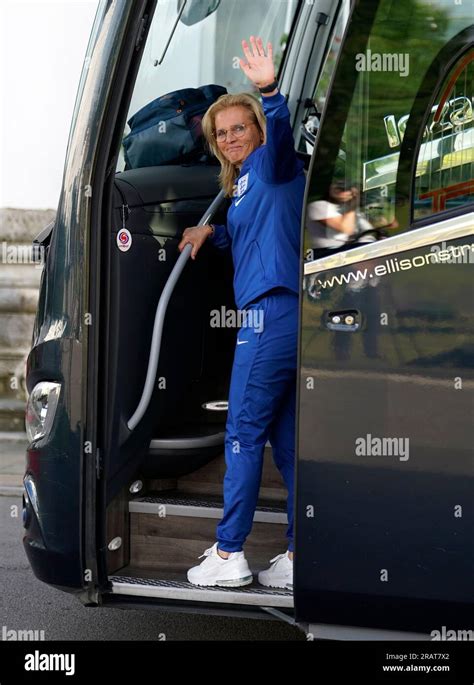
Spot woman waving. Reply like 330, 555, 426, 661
179, 36, 305, 590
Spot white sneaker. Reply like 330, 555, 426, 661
258, 551, 293, 589
187, 543, 253, 587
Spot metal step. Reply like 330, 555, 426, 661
129, 491, 288, 524
109, 575, 293, 608
149, 432, 225, 450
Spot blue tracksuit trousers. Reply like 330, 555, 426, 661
216, 289, 298, 553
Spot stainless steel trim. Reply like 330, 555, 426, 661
304, 213, 474, 275
149, 433, 225, 450
202, 401, 228, 411
109, 578, 294, 608
129, 500, 287, 525
23, 475, 40, 520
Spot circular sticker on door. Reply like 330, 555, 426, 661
117, 228, 132, 252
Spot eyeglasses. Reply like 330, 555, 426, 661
213, 123, 255, 143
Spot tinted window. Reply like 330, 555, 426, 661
413, 49, 473, 221
298, 1, 351, 155
116, 0, 300, 172
304, 0, 473, 259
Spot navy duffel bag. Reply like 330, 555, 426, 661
122, 84, 227, 169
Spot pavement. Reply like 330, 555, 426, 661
0, 432, 27, 497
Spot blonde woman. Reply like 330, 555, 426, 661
178, 36, 305, 589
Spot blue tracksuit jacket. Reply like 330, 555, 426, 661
206, 91, 305, 555
209, 91, 306, 309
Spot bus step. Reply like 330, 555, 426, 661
129, 491, 288, 525
108, 574, 293, 608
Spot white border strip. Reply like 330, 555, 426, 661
304, 213, 474, 275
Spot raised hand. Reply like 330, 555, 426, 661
239, 36, 275, 88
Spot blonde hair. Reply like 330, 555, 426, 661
202, 93, 267, 197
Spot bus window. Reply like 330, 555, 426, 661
116, 0, 300, 172
413, 49, 473, 221
298, 0, 351, 155
304, 0, 473, 257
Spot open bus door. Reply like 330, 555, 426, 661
294, 0, 473, 638
24, 0, 345, 620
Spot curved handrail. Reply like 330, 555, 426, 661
127, 189, 227, 431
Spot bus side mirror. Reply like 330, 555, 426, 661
177, 0, 221, 26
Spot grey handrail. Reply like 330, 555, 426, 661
127, 189, 227, 431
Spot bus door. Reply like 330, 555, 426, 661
294, 0, 473, 637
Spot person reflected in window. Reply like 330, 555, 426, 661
307, 182, 377, 249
